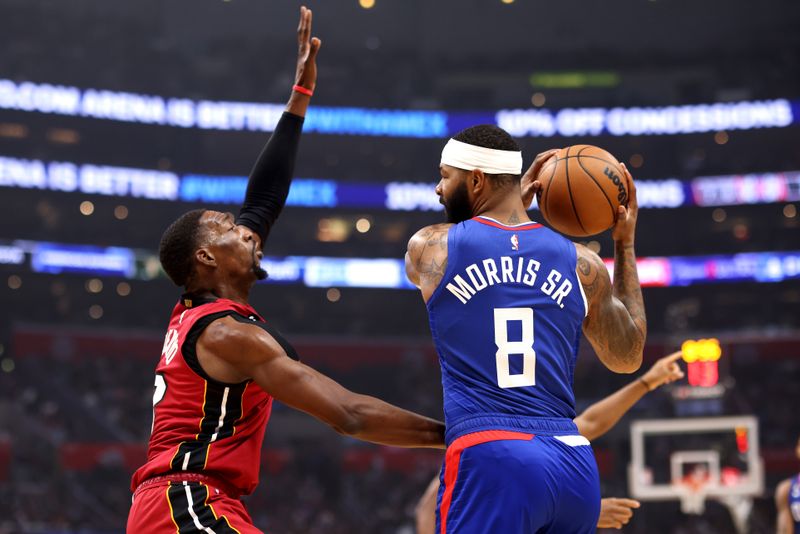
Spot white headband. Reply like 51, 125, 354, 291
440, 138, 523, 175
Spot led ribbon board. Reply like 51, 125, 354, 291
10, 239, 800, 289
0, 79, 797, 138
2, 156, 799, 210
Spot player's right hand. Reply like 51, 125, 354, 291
294, 6, 322, 92
597, 497, 640, 529
520, 149, 559, 210
610, 163, 638, 246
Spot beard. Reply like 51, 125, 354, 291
443, 180, 473, 224
253, 262, 268, 281
251, 244, 268, 280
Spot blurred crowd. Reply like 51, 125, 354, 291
0, 330, 798, 533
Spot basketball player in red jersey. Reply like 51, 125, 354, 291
126, 8, 444, 533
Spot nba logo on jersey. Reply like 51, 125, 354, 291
511, 234, 519, 251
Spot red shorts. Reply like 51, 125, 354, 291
127, 474, 261, 533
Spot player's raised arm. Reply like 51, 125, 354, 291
775, 479, 794, 534
576, 165, 646, 373
198, 317, 445, 449
576, 243, 644, 373
574, 351, 683, 440
235, 6, 322, 244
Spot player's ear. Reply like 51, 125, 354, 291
195, 247, 217, 268
470, 168, 486, 194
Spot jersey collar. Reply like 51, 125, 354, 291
473, 216, 542, 231
180, 292, 218, 309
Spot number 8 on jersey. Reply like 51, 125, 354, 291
494, 307, 536, 388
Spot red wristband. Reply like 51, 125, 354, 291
292, 84, 313, 97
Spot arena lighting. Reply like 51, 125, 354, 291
0, 79, 796, 138
529, 71, 621, 89
10, 239, 800, 289
29, 243, 135, 277
1, 155, 799, 210
0, 245, 25, 265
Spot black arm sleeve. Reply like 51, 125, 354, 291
235, 111, 305, 243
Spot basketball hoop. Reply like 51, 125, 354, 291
628, 416, 764, 534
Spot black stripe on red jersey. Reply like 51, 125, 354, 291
169, 379, 247, 472
229, 313, 300, 361
167, 481, 240, 533
182, 311, 300, 386
183, 311, 251, 384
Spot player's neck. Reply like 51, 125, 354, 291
475, 196, 531, 226
186, 280, 251, 306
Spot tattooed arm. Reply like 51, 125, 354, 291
405, 223, 453, 303
576, 246, 643, 372
577, 165, 646, 373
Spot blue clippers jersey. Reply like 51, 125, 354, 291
427, 216, 587, 430
790, 474, 800, 528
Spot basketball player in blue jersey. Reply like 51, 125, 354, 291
775, 436, 800, 533
415, 351, 685, 533
405, 125, 646, 533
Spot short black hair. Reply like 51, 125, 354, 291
159, 209, 206, 287
453, 125, 521, 188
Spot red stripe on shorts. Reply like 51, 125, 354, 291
439, 430, 534, 534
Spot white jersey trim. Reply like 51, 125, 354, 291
476, 215, 540, 228
554, 435, 591, 447
576, 267, 589, 318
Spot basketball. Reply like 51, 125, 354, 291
536, 145, 629, 237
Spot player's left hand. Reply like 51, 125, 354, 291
641, 351, 685, 390
520, 149, 559, 210
610, 163, 638, 246
294, 6, 322, 92
597, 497, 640, 529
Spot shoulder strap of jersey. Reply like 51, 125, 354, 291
181, 310, 301, 386
228, 314, 300, 362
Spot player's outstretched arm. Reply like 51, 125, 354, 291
235, 6, 322, 243
405, 223, 452, 302
577, 166, 645, 373
775, 478, 794, 534
574, 351, 684, 441
198, 317, 445, 449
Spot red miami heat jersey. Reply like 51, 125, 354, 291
131, 295, 273, 496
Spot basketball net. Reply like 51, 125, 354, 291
677, 479, 708, 515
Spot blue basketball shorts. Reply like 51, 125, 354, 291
435, 428, 600, 533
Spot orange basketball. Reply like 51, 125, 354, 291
535, 145, 628, 237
